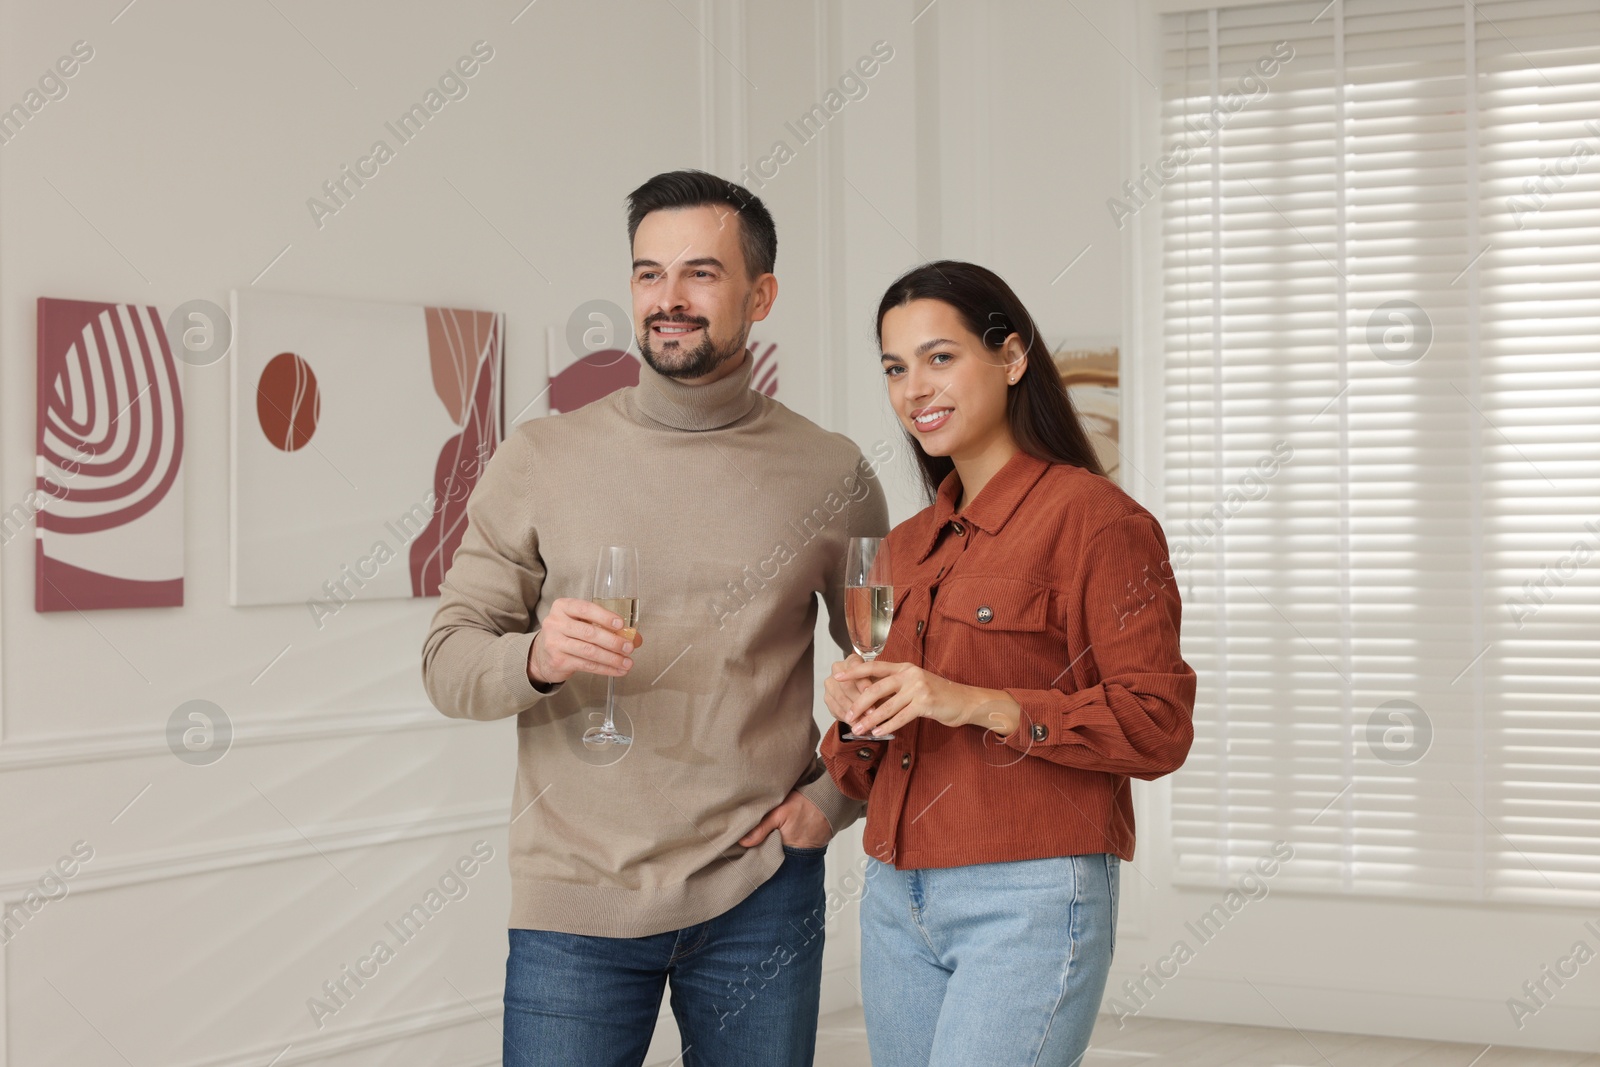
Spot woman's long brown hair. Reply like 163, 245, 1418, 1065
875, 260, 1107, 503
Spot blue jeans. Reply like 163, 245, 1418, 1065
503, 844, 828, 1067
860, 852, 1119, 1067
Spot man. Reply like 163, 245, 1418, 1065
421, 169, 890, 1067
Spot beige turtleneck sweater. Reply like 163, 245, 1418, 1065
421, 350, 891, 937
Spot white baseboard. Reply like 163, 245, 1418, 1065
1103, 968, 1600, 1055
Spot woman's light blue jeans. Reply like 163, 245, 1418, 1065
860, 852, 1119, 1067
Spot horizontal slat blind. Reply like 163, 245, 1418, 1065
1162, 0, 1600, 904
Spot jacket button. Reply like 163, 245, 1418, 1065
976, 606, 993, 624
856, 747, 876, 760
915, 620, 925, 635
901, 752, 912, 768
1031, 723, 1048, 742
950, 521, 965, 535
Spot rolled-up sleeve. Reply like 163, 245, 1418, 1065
999, 514, 1195, 779
421, 427, 564, 721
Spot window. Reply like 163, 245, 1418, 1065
1160, 0, 1600, 904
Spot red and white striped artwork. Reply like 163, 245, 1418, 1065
34, 298, 185, 612
749, 340, 778, 397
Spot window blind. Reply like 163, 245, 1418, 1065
1160, 0, 1600, 904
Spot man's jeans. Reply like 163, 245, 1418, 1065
860, 852, 1119, 1067
503, 844, 828, 1067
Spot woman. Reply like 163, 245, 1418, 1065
820, 261, 1196, 1067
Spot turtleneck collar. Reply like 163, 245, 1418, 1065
632, 348, 759, 431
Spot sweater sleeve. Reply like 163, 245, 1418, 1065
997, 513, 1196, 779
421, 428, 565, 721
795, 750, 866, 832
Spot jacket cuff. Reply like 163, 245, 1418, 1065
820, 720, 886, 801
999, 686, 1068, 752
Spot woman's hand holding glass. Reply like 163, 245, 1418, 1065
829, 657, 1022, 739
824, 653, 873, 729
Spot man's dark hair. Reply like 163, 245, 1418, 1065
625, 169, 777, 279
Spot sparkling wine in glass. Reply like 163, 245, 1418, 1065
842, 536, 895, 741
586, 545, 638, 747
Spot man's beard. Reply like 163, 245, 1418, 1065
639, 316, 747, 380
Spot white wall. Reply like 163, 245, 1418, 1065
5, 0, 1586, 1062
0, 1, 905, 1064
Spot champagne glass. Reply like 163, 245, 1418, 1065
841, 536, 895, 741
585, 544, 638, 747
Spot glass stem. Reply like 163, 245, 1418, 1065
603, 675, 617, 733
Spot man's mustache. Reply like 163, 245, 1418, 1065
645, 314, 710, 330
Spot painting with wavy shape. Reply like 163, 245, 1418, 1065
412, 308, 502, 596
35, 298, 185, 612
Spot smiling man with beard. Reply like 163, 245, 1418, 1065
422, 169, 889, 1067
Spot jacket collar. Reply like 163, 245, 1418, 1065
632, 348, 758, 431
913, 449, 1053, 563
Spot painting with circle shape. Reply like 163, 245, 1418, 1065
34, 297, 186, 612
230, 290, 503, 608
257, 352, 321, 451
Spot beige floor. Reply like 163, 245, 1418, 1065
814, 1004, 1600, 1066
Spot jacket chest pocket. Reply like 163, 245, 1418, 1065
929, 575, 1064, 687
933, 575, 1050, 632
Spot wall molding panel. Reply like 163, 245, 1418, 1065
162, 992, 500, 1067
0, 802, 506, 899
0, 706, 473, 773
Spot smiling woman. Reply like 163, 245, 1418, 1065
875, 260, 1106, 506
821, 260, 1194, 1067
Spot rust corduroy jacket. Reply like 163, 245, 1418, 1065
820, 448, 1196, 870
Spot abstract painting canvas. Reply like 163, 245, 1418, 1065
1052, 342, 1120, 485
231, 290, 503, 611
748, 341, 778, 398
548, 345, 640, 414
35, 297, 185, 612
